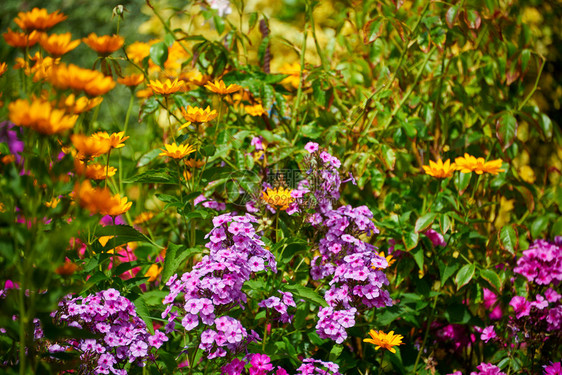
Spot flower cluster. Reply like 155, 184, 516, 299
509, 289, 561, 332
469, 362, 506, 375
162, 213, 276, 359
259, 290, 296, 323
513, 239, 562, 285
194, 194, 226, 211
296, 358, 342, 375
296, 145, 392, 343
50, 289, 167, 374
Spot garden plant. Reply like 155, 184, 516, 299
0, 0, 561, 374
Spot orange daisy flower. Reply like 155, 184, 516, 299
148, 78, 185, 95
117, 73, 144, 87
83, 33, 124, 56
262, 187, 294, 211
92, 131, 129, 149
3, 29, 42, 48
39, 32, 80, 57
14, 8, 67, 31
204, 79, 242, 95
8, 98, 77, 135
71, 134, 111, 159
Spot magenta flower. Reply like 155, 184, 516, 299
480, 326, 496, 343
509, 296, 531, 319
304, 141, 319, 153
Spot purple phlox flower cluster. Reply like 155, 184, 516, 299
509, 289, 561, 332
316, 306, 356, 344
251, 136, 264, 151
309, 204, 390, 343
194, 194, 227, 211
50, 289, 167, 374
514, 239, 562, 285
543, 362, 562, 375
0, 121, 24, 164
301, 145, 341, 214
424, 229, 446, 247
469, 362, 506, 375
259, 290, 296, 323
296, 358, 342, 375
162, 213, 275, 360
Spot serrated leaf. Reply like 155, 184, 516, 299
134, 297, 154, 334
411, 247, 424, 271
480, 269, 501, 292
415, 213, 436, 233
454, 170, 471, 195
363, 17, 386, 44
446, 6, 459, 28
284, 284, 327, 307
381, 145, 396, 170
499, 225, 517, 254
496, 113, 518, 151
161, 244, 199, 283
465, 9, 481, 29
403, 231, 419, 251
438, 260, 459, 285
149, 42, 168, 68
455, 264, 475, 289
329, 345, 344, 362
96, 225, 152, 250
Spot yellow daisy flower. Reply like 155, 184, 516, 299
422, 159, 456, 178
180, 105, 218, 124
364, 330, 404, 353
159, 143, 196, 159
262, 187, 294, 211
82, 33, 124, 56
148, 78, 185, 95
204, 79, 242, 95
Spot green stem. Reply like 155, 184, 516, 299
289, 19, 308, 141
413, 291, 439, 373
306, 0, 328, 70
18, 278, 26, 375
517, 55, 545, 111
380, 46, 436, 132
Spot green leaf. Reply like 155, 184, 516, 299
539, 113, 553, 139
381, 144, 396, 170
363, 17, 386, 44
499, 225, 517, 254
248, 12, 258, 30
134, 297, 154, 334
329, 345, 344, 362
465, 9, 481, 29
149, 42, 168, 68
96, 225, 152, 250
213, 15, 225, 35
403, 231, 419, 251
415, 213, 436, 233
411, 247, 424, 271
446, 6, 459, 28
455, 264, 475, 289
454, 170, 471, 194
161, 243, 199, 283
496, 113, 518, 151
438, 260, 459, 285
284, 284, 327, 307
480, 269, 502, 292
